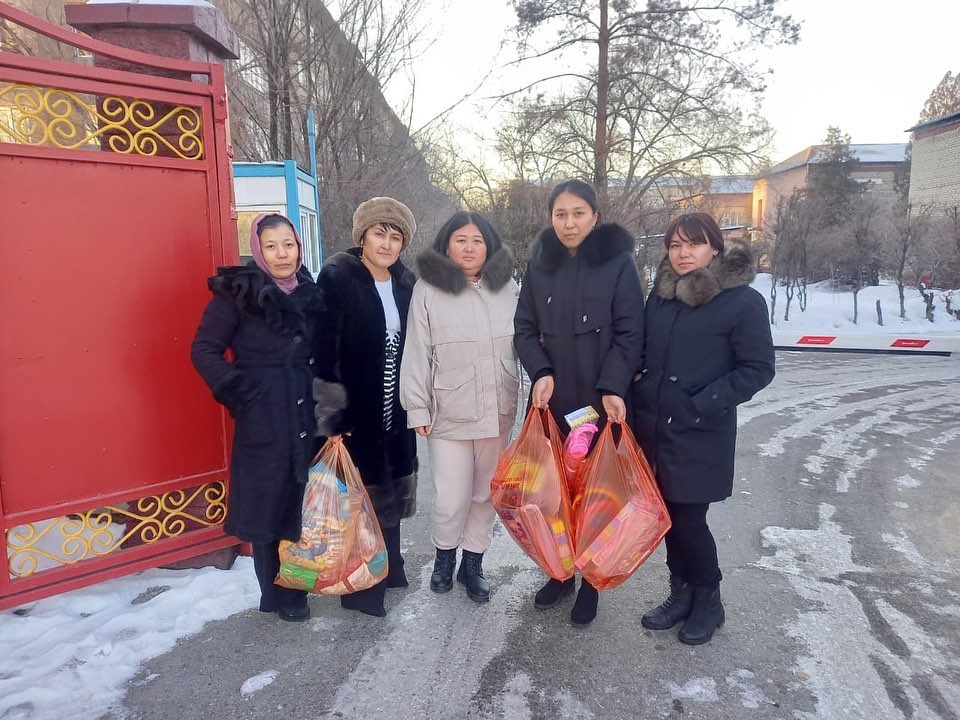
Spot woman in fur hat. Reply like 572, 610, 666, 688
312, 197, 418, 618
400, 212, 519, 604
632, 212, 775, 645
191, 213, 323, 622
514, 179, 645, 627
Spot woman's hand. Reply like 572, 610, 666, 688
531, 375, 555, 408
414, 425, 431, 436
602, 394, 626, 424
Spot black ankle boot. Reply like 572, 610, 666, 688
679, 586, 725, 645
456, 550, 490, 603
641, 575, 694, 630
534, 577, 575, 609
430, 548, 457, 594
570, 579, 599, 627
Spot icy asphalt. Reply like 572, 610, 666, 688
119, 352, 960, 720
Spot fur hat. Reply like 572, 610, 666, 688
352, 197, 416, 249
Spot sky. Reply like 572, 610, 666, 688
396, 0, 960, 165
2, 274, 958, 718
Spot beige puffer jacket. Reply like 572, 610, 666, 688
400, 245, 520, 441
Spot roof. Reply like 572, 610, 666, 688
764, 143, 908, 176
701, 175, 754, 194
908, 109, 960, 133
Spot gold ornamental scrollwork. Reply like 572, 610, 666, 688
5, 482, 227, 578
0, 83, 204, 159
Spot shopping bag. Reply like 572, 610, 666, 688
572, 422, 670, 590
276, 438, 388, 595
491, 408, 576, 580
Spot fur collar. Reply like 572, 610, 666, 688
415, 245, 514, 295
654, 240, 756, 307
533, 223, 635, 275
326, 246, 415, 290
208, 263, 321, 334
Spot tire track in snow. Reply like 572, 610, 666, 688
325, 526, 542, 719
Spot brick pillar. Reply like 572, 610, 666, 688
65, 2, 240, 73
66, 2, 239, 160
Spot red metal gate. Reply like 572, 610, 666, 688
0, 4, 239, 610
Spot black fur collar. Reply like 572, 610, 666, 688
326, 247, 415, 290
654, 240, 756, 307
208, 263, 321, 334
415, 245, 514, 295
533, 223, 635, 275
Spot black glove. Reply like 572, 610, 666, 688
313, 378, 349, 436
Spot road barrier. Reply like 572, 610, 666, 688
772, 332, 960, 356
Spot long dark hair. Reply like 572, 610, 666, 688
431, 211, 503, 262
548, 179, 600, 223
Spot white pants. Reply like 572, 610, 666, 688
427, 431, 511, 553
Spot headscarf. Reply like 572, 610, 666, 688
250, 212, 303, 295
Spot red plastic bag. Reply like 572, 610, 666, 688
276, 438, 388, 595
572, 422, 670, 590
491, 408, 576, 580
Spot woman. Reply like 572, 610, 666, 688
312, 197, 418, 618
632, 212, 775, 645
191, 213, 322, 622
400, 212, 519, 603
514, 179, 644, 627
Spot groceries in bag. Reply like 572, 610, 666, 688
276, 439, 388, 595
491, 408, 576, 580
572, 423, 670, 590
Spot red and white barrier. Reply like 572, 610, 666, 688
772, 332, 960, 355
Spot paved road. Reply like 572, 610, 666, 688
121, 351, 960, 720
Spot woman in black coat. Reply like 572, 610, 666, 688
191, 213, 323, 622
312, 197, 418, 618
632, 212, 775, 645
514, 179, 645, 627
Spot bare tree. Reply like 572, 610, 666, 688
222, 0, 454, 253
882, 201, 933, 319
504, 0, 798, 207
768, 189, 816, 323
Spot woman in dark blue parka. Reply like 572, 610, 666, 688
632, 212, 774, 645
191, 213, 323, 622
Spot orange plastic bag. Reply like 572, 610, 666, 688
572, 423, 670, 590
491, 408, 576, 580
276, 438, 388, 595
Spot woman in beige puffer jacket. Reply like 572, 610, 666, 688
400, 212, 519, 603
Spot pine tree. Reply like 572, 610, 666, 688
919, 71, 960, 122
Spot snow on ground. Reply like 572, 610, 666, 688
0, 559, 259, 720
751, 274, 960, 335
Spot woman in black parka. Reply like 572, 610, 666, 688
514, 179, 645, 628
191, 213, 323, 622
632, 212, 775, 645
312, 197, 418, 618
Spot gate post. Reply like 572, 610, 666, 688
64, 2, 239, 72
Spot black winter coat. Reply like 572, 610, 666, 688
631, 242, 775, 504
313, 248, 417, 528
191, 264, 323, 543
514, 224, 645, 430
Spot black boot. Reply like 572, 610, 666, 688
570, 578, 599, 628
533, 577, 575, 609
641, 575, 694, 630
430, 548, 457, 594
383, 523, 408, 588
456, 550, 490, 603
340, 579, 387, 618
679, 586, 725, 645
